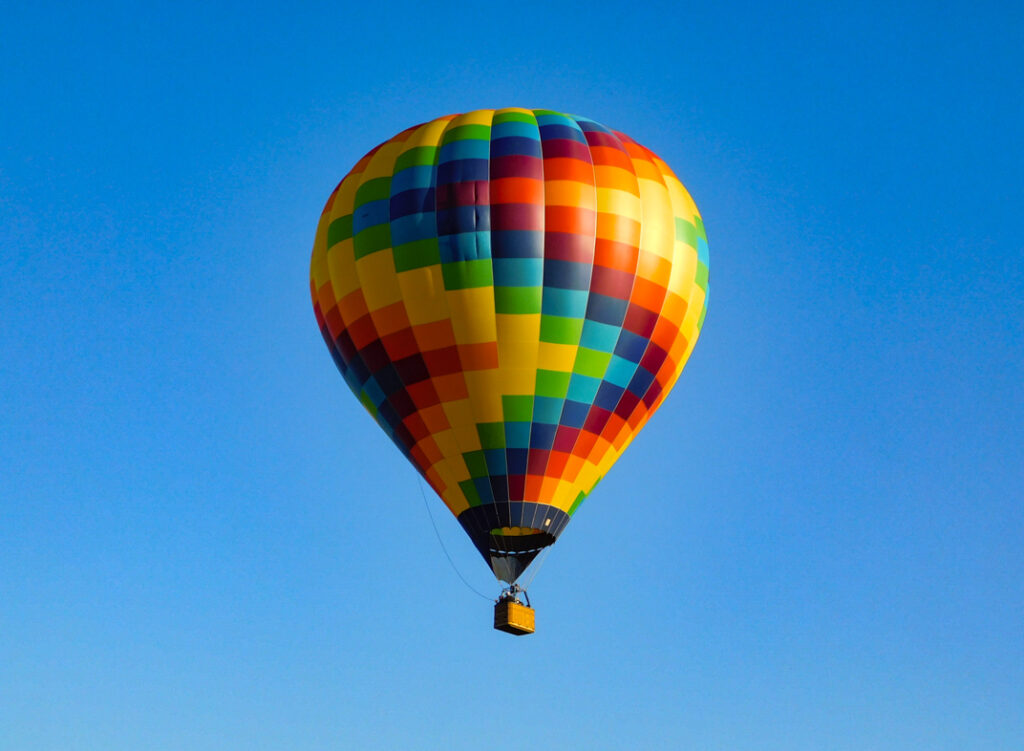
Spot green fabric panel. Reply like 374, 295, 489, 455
459, 479, 482, 507
462, 450, 488, 478
540, 314, 584, 344
493, 110, 536, 124
442, 259, 494, 289
477, 422, 506, 450
494, 286, 542, 314
573, 347, 612, 378
327, 215, 353, 247
393, 238, 441, 272
502, 395, 533, 422
675, 217, 697, 246
695, 261, 709, 291
353, 223, 391, 259
394, 146, 438, 172
481, 418, 509, 448
358, 391, 377, 416
441, 123, 491, 143
568, 490, 587, 515
535, 369, 571, 398
354, 177, 392, 206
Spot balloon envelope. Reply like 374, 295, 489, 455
311, 109, 708, 582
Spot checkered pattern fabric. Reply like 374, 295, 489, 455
311, 109, 709, 581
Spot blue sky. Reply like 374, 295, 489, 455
2, 1, 1021, 749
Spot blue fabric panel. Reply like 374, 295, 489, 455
594, 381, 624, 411
489, 476, 509, 503
538, 123, 589, 143
437, 204, 491, 235
491, 135, 543, 158
489, 230, 544, 258
363, 378, 386, 407
390, 213, 436, 245
492, 257, 543, 286
530, 422, 557, 449
559, 399, 591, 428
543, 258, 591, 290
485, 448, 508, 474
437, 158, 488, 183
504, 422, 531, 449
390, 165, 435, 194
603, 354, 638, 388
439, 231, 491, 263
473, 477, 495, 503
440, 138, 491, 162
579, 320, 622, 351
353, 198, 390, 234
531, 396, 564, 424
566, 373, 600, 403
493, 120, 541, 139
506, 448, 529, 475
626, 366, 656, 398
389, 188, 434, 219
541, 287, 588, 316
613, 329, 648, 363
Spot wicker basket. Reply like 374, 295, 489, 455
494, 600, 535, 635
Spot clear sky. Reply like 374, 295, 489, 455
2, 1, 1021, 749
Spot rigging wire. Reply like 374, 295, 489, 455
417, 476, 493, 602
518, 544, 552, 593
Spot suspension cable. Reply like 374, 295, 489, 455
416, 476, 493, 601
518, 545, 552, 594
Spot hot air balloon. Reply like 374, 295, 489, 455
310, 108, 708, 634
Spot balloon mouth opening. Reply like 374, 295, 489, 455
457, 503, 571, 583
486, 530, 556, 584
486, 530, 556, 555
490, 525, 545, 537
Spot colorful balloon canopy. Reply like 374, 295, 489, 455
310, 108, 708, 583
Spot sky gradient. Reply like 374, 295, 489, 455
2, 1, 1022, 749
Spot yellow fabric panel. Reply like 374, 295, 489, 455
432, 429, 470, 483
326, 237, 359, 302
592, 438, 620, 478
452, 109, 495, 127
536, 342, 577, 372
498, 337, 539, 364
595, 186, 643, 220
310, 200, 333, 293
441, 399, 483, 451
355, 251, 403, 311
497, 368, 536, 394
560, 455, 588, 496
462, 371, 504, 422
635, 177, 674, 262
360, 136, 407, 181
323, 157, 366, 300
447, 287, 498, 344
397, 265, 450, 325
496, 313, 540, 344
